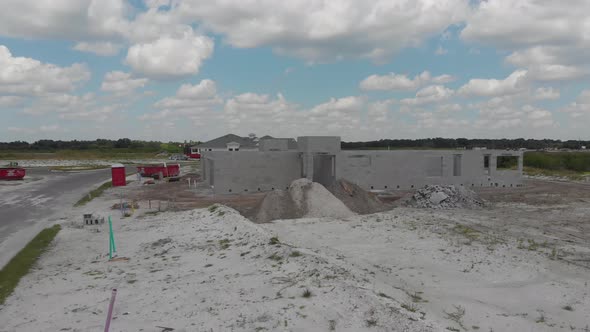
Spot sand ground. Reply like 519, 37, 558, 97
1, 176, 589, 331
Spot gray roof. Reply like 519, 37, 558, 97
195, 134, 298, 150
194, 134, 262, 149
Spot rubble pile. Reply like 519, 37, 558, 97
408, 185, 485, 209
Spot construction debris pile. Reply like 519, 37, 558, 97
408, 185, 485, 209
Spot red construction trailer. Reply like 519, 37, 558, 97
136, 163, 180, 178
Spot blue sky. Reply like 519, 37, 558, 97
1, 0, 589, 142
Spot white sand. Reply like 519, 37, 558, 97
2, 182, 589, 331
0, 201, 435, 331
265, 209, 590, 331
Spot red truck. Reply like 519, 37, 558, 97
136, 163, 180, 178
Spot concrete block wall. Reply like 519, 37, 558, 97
297, 136, 341, 153
259, 139, 290, 151
337, 150, 523, 190
202, 151, 302, 194
201, 136, 523, 194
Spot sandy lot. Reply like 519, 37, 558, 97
1, 178, 589, 331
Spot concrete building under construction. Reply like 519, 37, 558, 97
201, 136, 523, 194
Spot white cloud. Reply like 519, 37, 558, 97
8, 124, 64, 134
360, 71, 455, 91
125, 29, 214, 79
141, 79, 223, 120
0, 45, 90, 96
39, 124, 61, 132
0, 0, 130, 40
0, 96, 24, 107
533, 87, 560, 101
22, 93, 120, 122
458, 70, 528, 97
462, 1, 590, 82
101, 71, 148, 96
154, 79, 222, 110
23, 93, 95, 115
560, 89, 590, 118
73, 41, 123, 56
435, 46, 448, 55
176, 0, 470, 62
401, 85, 454, 105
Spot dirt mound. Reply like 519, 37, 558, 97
407, 185, 485, 209
327, 179, 391, 214
254, 178, 354, 223
254, 189, 298, 223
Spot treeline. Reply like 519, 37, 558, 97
0, 139, 190, 153
342, 138, 590, 150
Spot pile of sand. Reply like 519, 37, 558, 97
407, 184, 485, 209
254, 178, 354, 223
327, 179, 390, 214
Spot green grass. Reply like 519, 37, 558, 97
524, 151, 590, 172
0, 224, 61, 304
74, 181, 112, 207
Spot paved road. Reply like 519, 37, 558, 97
0, 168, 111, 267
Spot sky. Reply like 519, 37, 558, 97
0, 0, 589, 142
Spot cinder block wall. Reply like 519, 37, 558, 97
204, 151, 302, 194
201, 136, 523, 194
337, 150, 523, 190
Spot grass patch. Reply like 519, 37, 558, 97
365, 318, 378, 327
444, 305, 466, 331
74, 181, 112, 207
401, 302, 418, 312
268, 253, 282, 261
218, 239, 231, 250
525, 152, 590, 173
453, 224, 480, 242
289, 251, 301, 257
302, 288, 312, 298
0, 224, 61, 305
269, 237, 280, 245
208, 205, 218, 213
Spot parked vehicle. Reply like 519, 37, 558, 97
169, 154, 188, 160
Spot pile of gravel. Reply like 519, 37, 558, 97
327, 179, 391, 214
407, 185, 485, 209
254, 178, 354, 223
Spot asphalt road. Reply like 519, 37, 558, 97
0, 168, 112, 267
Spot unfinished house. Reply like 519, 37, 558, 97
201, 136, 523, 194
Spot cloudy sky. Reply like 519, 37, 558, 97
1, 0, 589, 142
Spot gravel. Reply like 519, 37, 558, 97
407, 185, 485, 209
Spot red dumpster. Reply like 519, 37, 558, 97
0, 167, 26, 180
136, 163, 180, 178
111, 164, 126, 187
